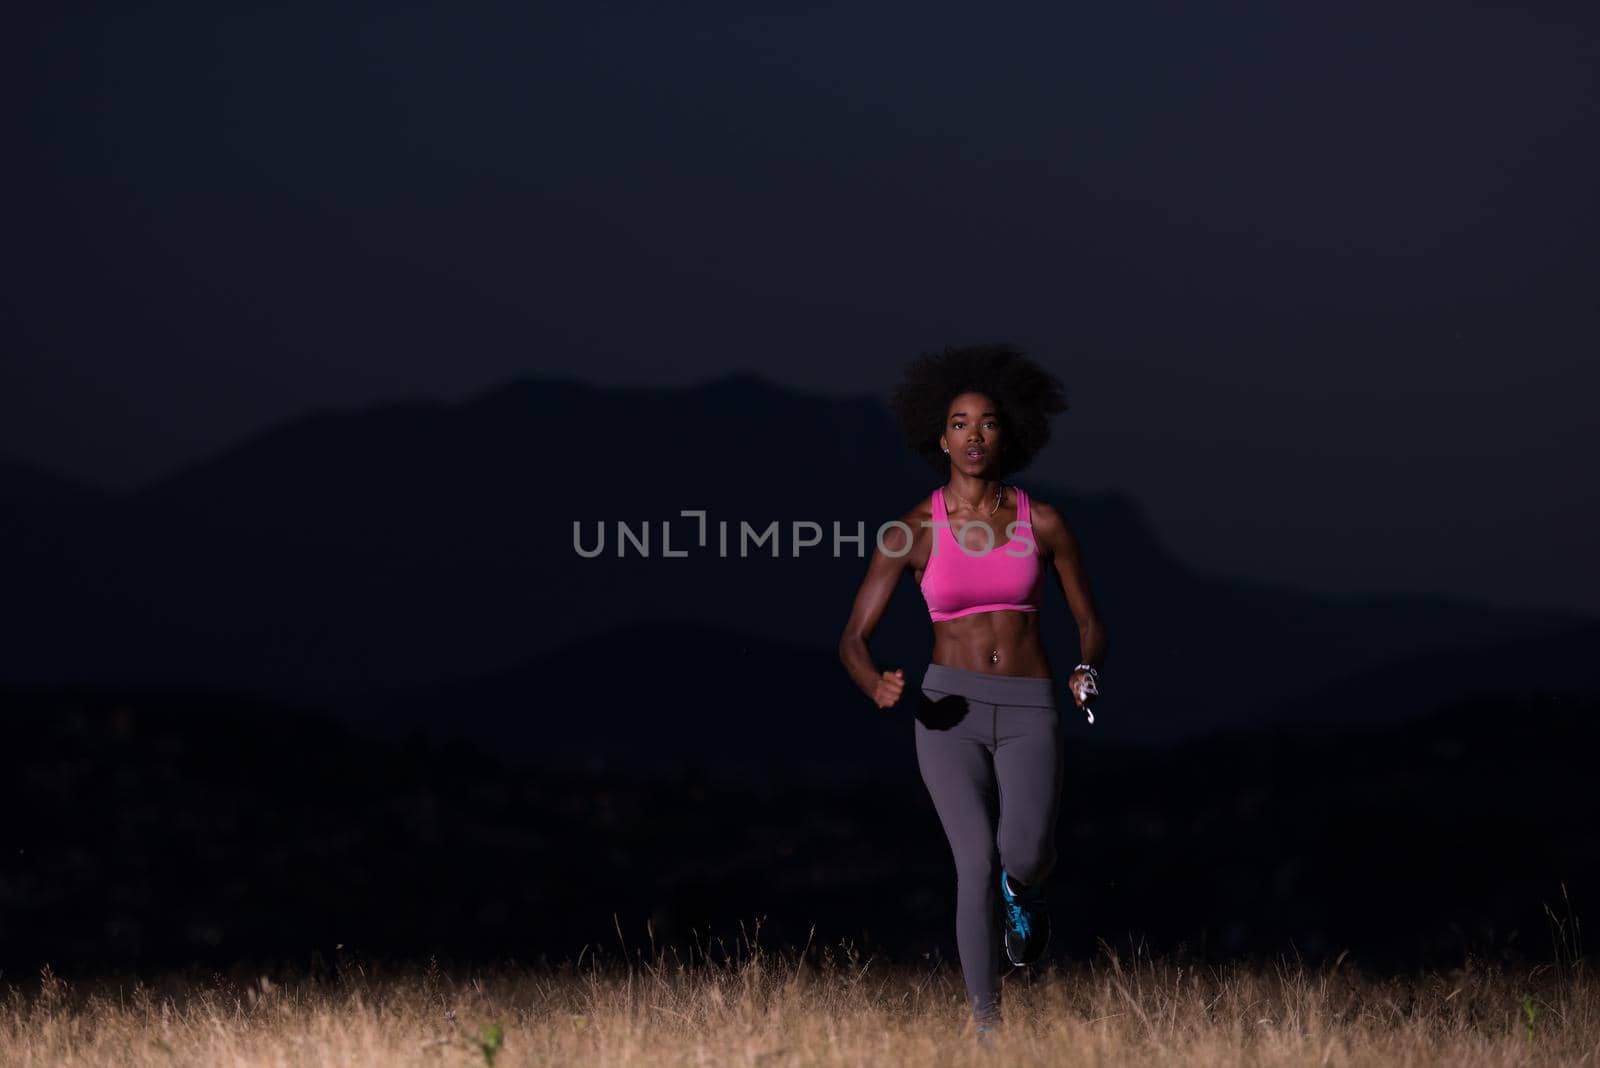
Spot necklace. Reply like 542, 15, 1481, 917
944, 484, 1005, 555
943, 482, 1004, 518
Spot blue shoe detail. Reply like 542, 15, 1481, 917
1002, 874, 1031, 939
1000, 868, 1050, 967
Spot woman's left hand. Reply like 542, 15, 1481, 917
1068, 668, 1099, 722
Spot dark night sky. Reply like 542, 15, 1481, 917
4, 3, 1597, 614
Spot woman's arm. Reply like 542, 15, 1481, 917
838, 507, 921, 708
1029, 497, 1109, 675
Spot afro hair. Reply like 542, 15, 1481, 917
887, 342, 1069, 478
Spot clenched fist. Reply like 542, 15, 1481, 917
874, 668, 905, 709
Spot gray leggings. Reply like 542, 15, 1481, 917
914, 662, 1062, 1024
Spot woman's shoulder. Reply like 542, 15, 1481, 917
1023, 487, 1059, 514
1017, 490, 1080, 545
877, 490, 937, 550
898, 489, 937, 528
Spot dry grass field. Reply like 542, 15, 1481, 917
4, 921, 1595, 1067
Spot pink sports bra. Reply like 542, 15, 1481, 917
919, 484, 1045, 622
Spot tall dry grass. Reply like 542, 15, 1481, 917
4, 921, 1596, 1066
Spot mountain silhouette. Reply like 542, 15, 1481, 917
0, 371, 1591, 749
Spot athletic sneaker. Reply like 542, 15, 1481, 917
1000, 869, 1051, 967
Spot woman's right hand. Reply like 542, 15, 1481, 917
874, 668, 905, 708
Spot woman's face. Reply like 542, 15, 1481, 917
940, 391, 1003, 474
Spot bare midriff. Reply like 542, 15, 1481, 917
929, 608, 1052, 677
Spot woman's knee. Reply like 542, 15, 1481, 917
954, 850, 1000, 889
998, 832, 1057, 886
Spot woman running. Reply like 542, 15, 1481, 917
838, 342, 1108, 1042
